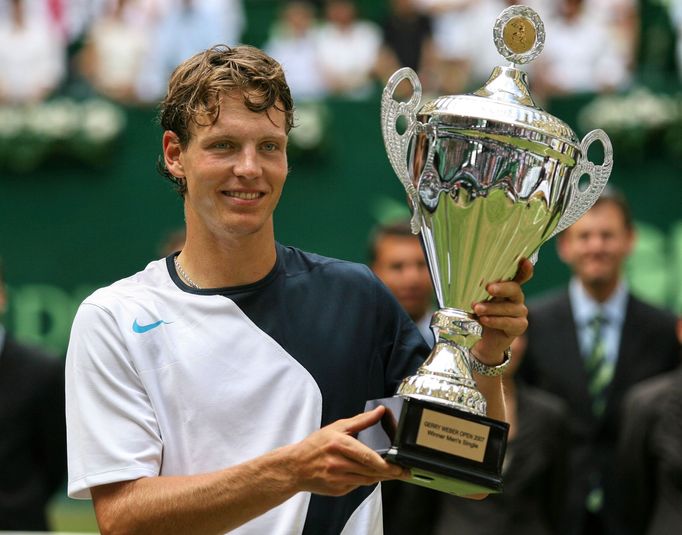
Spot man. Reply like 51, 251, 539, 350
0, 258, 66, 531
520, 186, 680, 535
65, 45, 532, 535
616, 318, 682, 535
369, 220, 435, 345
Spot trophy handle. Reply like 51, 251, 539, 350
530, 129, 613, 264
381, 67, 422, 234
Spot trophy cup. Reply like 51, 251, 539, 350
358, 5, 613, 496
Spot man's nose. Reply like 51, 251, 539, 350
403, 264, 423, 281
233, 147, 261, 179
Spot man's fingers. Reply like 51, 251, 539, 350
338, 406, 385, 435
513, 258, 534, 285
474, 300, 527, 318
478, 315, 528, 337
336, 435, 404, 477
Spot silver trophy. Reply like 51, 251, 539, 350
360, 5, 612, 495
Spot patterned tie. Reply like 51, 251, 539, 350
585, 311, 614, 417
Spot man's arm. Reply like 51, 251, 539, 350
91, 406, 406, 535
470, 258, 533, 421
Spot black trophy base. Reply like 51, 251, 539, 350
357, 396, 509, 496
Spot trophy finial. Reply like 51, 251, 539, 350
493, 5, 545, 65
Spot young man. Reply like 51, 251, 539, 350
520, 187, 680, 535
65, 45, 532, 535
369, 220, 435, 345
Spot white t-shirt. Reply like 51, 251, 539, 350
66, 245, 427, 534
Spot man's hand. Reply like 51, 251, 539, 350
471, 258, 533, 365
287, 406, 407, 496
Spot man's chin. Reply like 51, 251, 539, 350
582, 274, 619, 290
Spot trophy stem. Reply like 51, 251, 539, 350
398, 309, 488, 416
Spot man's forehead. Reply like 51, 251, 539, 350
191, 91, 286, 133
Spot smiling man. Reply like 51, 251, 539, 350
65, 45, 532, 535
520, 186, 680, 535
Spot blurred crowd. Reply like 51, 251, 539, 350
1, 0, 681, 109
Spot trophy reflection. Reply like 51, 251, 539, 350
359, 5, 613, 495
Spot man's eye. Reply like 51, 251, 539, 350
262, 142, 278, 152
213, 142, 231, 149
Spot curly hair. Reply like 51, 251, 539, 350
158, 45, 295, 196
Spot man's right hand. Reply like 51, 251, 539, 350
286, 406, 408, 496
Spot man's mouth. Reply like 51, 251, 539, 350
224, 191, 264, 200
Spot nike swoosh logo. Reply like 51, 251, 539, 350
132, 319, 171, 334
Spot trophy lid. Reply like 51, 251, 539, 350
418, 5, 579, 147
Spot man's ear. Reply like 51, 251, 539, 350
163, 131, 184, 178
624, 226, 636, 256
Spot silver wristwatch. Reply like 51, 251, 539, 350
470, 347, 512, 377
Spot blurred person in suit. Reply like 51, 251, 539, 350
520, 186, 680, 535
616, 318, 682, 535
0, 257, 67, 531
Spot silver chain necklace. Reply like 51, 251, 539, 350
174, 256, 200, 289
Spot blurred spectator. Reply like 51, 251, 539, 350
432, 335, 570, 535
530, 0, 631, 99
0, 257, 67, 531
264, 1, 327, 103
315, 0, 382, 99
369, 220, 434, 345
375, 0, 436, 92
77, 0, 150, 104
136, 0, 244, 102
520, 187, 680, 535
0, 0, 67, 104
586, 0, 638, 83
616, 318, 682, 535
413, 0, 472, 94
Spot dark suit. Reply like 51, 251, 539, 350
520, 289, 680, 535
617, 368, 682, 535
0, 335, 67, 531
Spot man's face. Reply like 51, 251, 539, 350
558, 201, 634, 290
163, 91, 288, 242
372, 235, 433, 321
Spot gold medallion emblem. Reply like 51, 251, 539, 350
502, 16, 536, 54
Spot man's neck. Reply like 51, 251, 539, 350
582, 278, 620, 304
179, 227, 278, 289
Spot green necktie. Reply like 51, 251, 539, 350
585, 312, 614, 417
